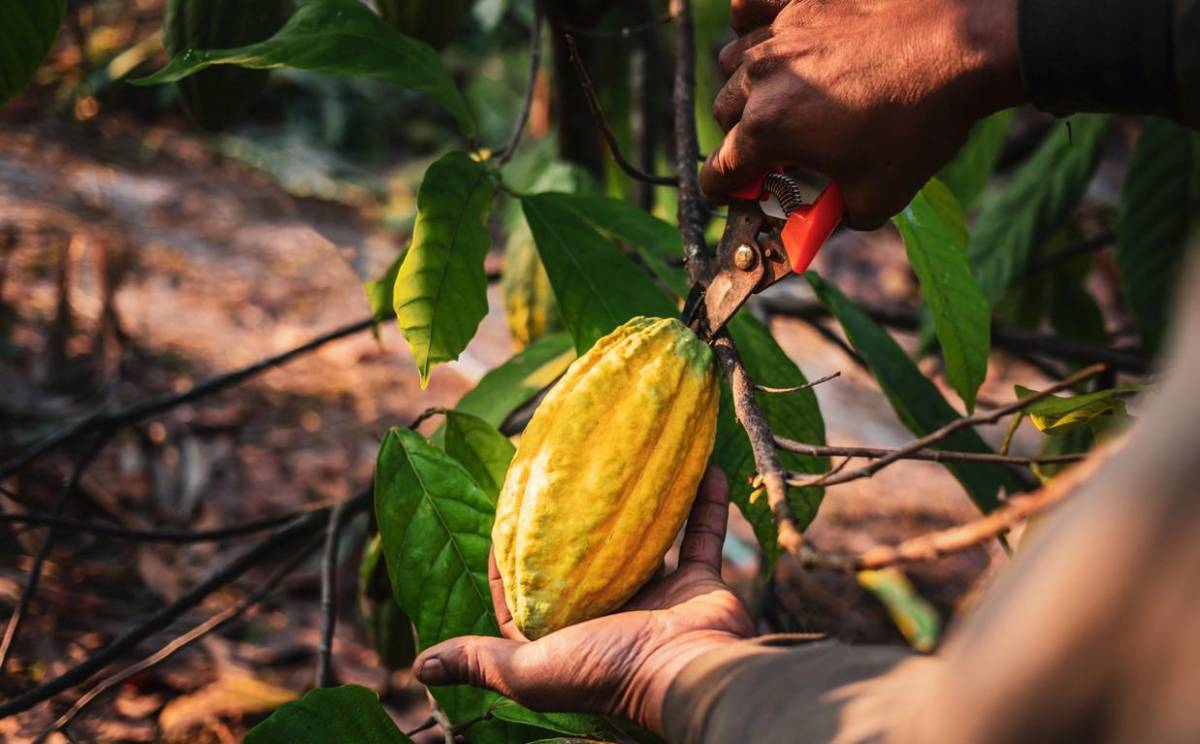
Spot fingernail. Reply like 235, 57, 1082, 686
418, 657, 447, 685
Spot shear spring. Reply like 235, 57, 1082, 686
763, 173, 805, 215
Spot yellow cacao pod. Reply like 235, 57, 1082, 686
493, 316, 720, 639
502, 223, 563, 350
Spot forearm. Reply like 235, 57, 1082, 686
1019, 0, 1200, 127
662, 638, 932, 744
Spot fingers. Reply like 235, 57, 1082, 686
679, 467, 730, 571
699, 120, 774, 204
712, 66, 750, 132
730, 0, 790, 34
718, 27, 772, 76
489, 550, 527, 641
415, 636, 521, 697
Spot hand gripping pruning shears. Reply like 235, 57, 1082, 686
682, 171, 844, 340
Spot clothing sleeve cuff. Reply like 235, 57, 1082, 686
1019, 0, 1179, 118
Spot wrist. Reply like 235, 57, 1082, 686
958, 0, 1026, 115
633, 631, 745, 735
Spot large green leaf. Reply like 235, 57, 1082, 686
374, 429, 602, 742
392, 152, 496, 387
520, 193, 676, 352
937, 110, 1013, 211
969, 115, 1113, 303
0, 0, 65, 107
551, 194, 683, 265
1117, 118, 1200, 353
807, 273, 1025, 512
454, 331, 575, 428
133, 0, 475, 136
1015, 384, 1144, 435
442, 410, 516, 502
894, 179, 990, 412
364, 253, 403, 321
244, 685, 411, 744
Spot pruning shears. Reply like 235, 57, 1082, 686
682, 171, 844, 340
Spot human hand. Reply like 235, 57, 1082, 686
413, 467, 754, 735
701, 0, 1025, 229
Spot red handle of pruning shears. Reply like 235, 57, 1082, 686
731, 171, 844, 275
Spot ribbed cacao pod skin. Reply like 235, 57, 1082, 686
493, 316, 720, 640
376, 0, 472, 49
502, 224, 563, 350
163, 0, 288, 131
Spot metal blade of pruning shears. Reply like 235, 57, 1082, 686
683, 172, 845, 340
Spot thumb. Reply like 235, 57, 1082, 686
699, 122, 770, 205
414, 636, 522, 697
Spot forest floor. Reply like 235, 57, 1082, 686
0, 113, 1054, 742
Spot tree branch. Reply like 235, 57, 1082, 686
713, 335, 804, 554
670, 0, 709, 283
799, 446, 1110, 571
0, 434, 110, 673
0, 508, 313, 543
755, 372, 841, 394
0, 490, 370, 718
787, 364, 1106, 489
315, 501, 348, 688
495, 0, 544, 165
775, 437, 1086, 467
563, 35, 677, 187
42, 534, 325, 738
0, 315, 380, 481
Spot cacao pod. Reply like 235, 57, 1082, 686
493, 316, 720, 639
376, 0, 472, 49
502, 222, 563, 350
163, 0, 289, 131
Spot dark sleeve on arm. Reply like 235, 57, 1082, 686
662, 639, 928, 744
1018, 0, 1200, 128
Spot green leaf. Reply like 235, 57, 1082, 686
520, 193, 676, 352
0, 0, 65, 108
487, 700, 604, 739
133, 0, 475, 136
858, 569, 940, 653
1117, 118, 1200, 353
937, 110, 1013, 211
551, 194, 684, 266
894, 179, 990, 411
364, 253, 403, 321
244, 685, 411, 744
454, 332, 576, 428
393, 152, 496, 387
1015, 385, 1143, 435
807, 272, 1025, 512
441, 410, 516, 502
969, 115, 1114, 303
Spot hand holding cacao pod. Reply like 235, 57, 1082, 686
492, 316, 720, 639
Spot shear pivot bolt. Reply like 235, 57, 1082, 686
734, 244, 756, 271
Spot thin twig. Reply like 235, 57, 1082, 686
561, 11, 675, 39
776, 438, 1087, 467
0, 434, 110, 673
405, 717, 439, 737
0, 508, 311, 543
315, 501, 348, 688
713, 335, 803, 554
0, 491, 370, 718
0, 315, 381, 482
755, 372, 841, 394
42, 534, 325, 739
799, 447, 1110, 571
495, 0, 544, 165
670, 0, 709, 283
788, 364, 1107, 489
563, 35, 677, 187
762, 296, 1149, 375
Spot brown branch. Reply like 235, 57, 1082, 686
0, 508, 310, 543
670, 0, 709, 283
495, 0, 544, 165
755, 372, 841, 394
0, 434, 110, 673
776, 437, 1087, 468
762, 296, 1149, 375
0, 490, 370, 719
315, 501, 349, 688
43, 534, 325, 738
713, 335, 803, 554
563, 35, 677, 187
788, 364, 1107, 490
800, 447, 1110, 571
